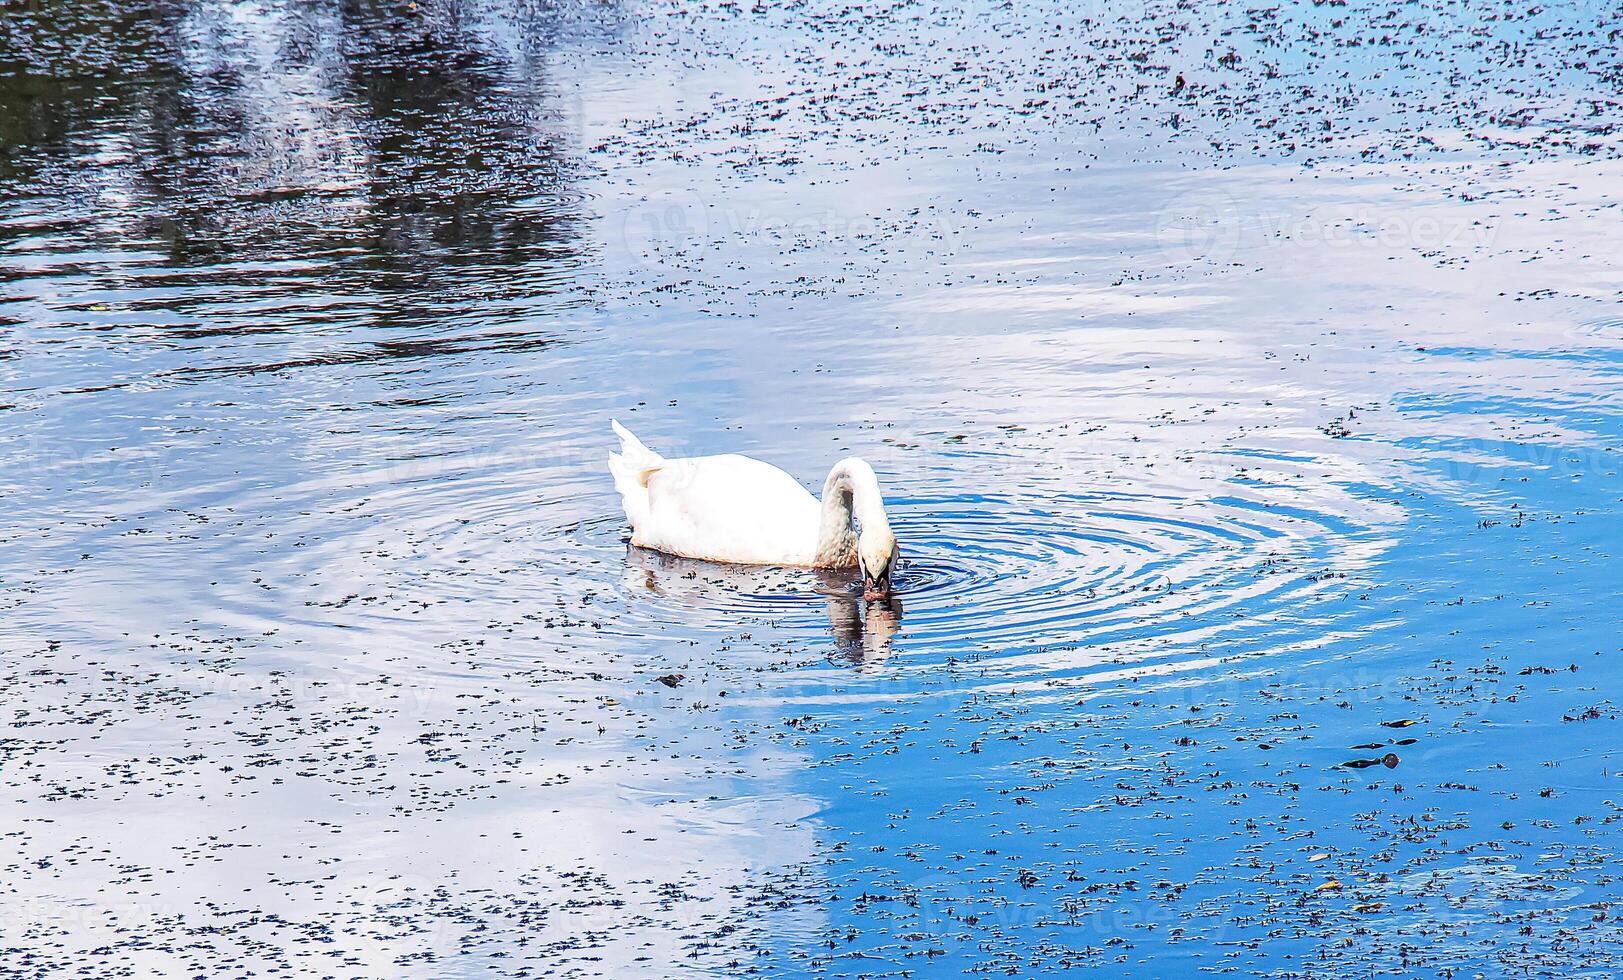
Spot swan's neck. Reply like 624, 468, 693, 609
814, 458, 890, 567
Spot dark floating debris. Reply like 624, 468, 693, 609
1379, 719, 1418, 729
1352, 738, 1418, 750
1342, 753, 1401, 770
655, 673, 685, 688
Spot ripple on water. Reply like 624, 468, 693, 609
9, 437, 1380, 702
1581, 315, 1623, 342
545, 489, 1379, 699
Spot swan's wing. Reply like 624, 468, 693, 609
640, 454, 821, 565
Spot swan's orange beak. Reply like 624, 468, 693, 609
862, 566, 893, 601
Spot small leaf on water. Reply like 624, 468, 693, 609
1309, 853, 1329, 863
1380, 719, 1417, 728
1314, 880, 1342, 892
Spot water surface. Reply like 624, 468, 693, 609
3, 0, 1622, 976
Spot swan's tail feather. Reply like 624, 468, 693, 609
611, 420, 660, 465
608, 420, 663, 533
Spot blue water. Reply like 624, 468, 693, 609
2, 0, 1621, 976
786, 411, 1623, 977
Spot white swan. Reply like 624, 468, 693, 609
608, 420, 900, 597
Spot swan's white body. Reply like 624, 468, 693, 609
608, 421, 898, 588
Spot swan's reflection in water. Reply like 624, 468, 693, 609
820, 576, 904, 671
623, 546, 904, 670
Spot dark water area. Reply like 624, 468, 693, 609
2, 0, 1622, 976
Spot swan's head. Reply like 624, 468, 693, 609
859, 528, 898, 600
